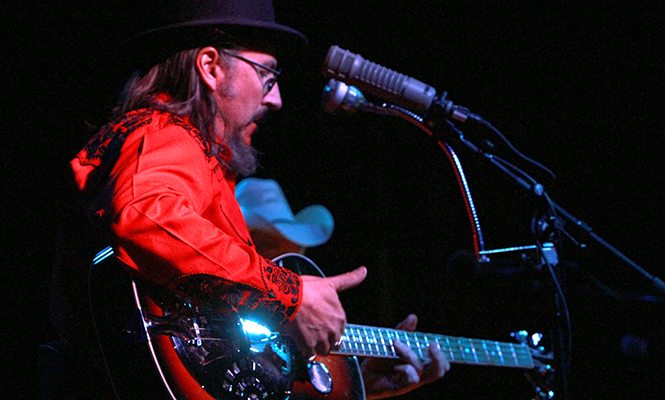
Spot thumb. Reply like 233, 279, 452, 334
328, 266, 367, 292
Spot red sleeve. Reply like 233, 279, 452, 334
72, 113, 301, 327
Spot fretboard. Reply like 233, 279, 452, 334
333, 324, 534, 369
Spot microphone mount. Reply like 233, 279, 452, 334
321, 78, 477, 124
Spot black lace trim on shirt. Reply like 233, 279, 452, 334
80, 109, 154, 199
172, 263, 301, 329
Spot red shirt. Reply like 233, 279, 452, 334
70, 109, 302, 327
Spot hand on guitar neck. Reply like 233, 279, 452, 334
360, 314, 451, 399
284, 266, 368, 358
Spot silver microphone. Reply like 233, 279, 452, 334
323, 45, 437, 114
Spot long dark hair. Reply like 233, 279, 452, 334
114, 29, 240, 149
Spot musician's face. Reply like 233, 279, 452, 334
215, 51, 282, 145
201, 49, 283, 176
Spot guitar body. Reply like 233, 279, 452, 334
89, 250, 364, 400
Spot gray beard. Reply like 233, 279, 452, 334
213, 72, 260, 177
223, 127, 259, 177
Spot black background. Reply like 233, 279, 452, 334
5, 1, 664, 399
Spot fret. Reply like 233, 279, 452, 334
376, 330, 387, 356
370, 328, 380, 356
465, 338, 476, 362
392, 330, 400, 345
455, 338, 468, 362
471, 339, 483, 363
480, 340, 491, 364
357, 327, 365, 353
413, 332, 425, 359
365, 327, 376, 355
482, 341, 502, 365
369, 328, 380, 356
455, 337, 468, 362
349, 326, 359, 353
385, 330, 396, 357
344, 326, 352, 352
483, 341, 501, 365
387, 330, 395, 357
360, 327, 368, 355
509, 342, 518, 366
403, 331, 413, 354
443, 336, 455, 361
494, 341, 506, 365
500, 343, 515, 365
468, 338, 479, 363
503, 342, 515, 365
377, 329, 386, 356
403, 331, 412, 355
509, 343, 521, 365
474, 339, 488, 364
448, 337, 466, 362
359, 327, 368, 355
365, 329, 380, 354
483, 340, 503, 365
421, 334, 430, 360
416, 333, 426, 359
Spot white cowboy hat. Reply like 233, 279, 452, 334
236, 178, 334, 247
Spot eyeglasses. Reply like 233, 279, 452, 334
224, 52, 282, 96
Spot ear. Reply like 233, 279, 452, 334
196, 47, 224, 91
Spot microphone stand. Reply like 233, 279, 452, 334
368, 95, 665, 294
440, 116, 665, 296
363, 99, 665, 400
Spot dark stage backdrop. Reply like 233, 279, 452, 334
5, 1, 664, 399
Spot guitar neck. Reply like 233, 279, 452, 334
332, 324, 534, 369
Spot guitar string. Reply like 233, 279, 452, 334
339, 326, 532, 366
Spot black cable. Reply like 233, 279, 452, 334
473, 115, 557, 180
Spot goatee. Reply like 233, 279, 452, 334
225, 127, 259, 177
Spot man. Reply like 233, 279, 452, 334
49, 0, 448, 398
237, 178, 450, 399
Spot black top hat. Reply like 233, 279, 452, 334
118, 0, 308, 69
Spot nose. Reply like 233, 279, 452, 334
264, 83, 282, 111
